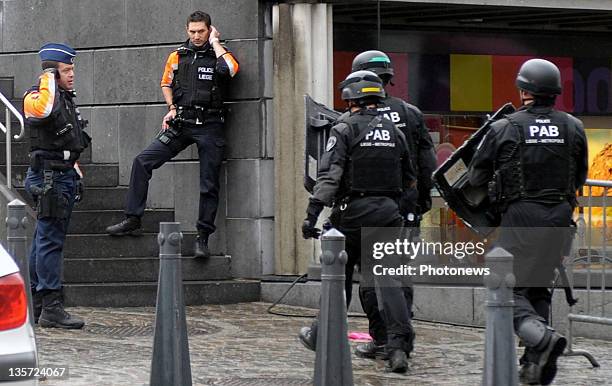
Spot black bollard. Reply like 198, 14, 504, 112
482, 247, 518, 386
150, 222, 192, 386
314, 228, 353, 386
6, 199, 33, 326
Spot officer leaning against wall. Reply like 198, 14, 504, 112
300, 70, 417, 373
349, 50, 437, 360
106, 11, 239, 259
24, 43, 91, 329
467, 58, 588, 386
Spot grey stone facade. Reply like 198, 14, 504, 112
0, 0, 274, 278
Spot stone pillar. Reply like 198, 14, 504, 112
273, 2, 334, 275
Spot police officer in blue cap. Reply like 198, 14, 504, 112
23, 43, 91, 329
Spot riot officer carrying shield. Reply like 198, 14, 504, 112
106, 11, 239, 259
467, 58, 588, 385
24, 43, 91, 329
349, 50, 437, 360
299, 70, 416, 373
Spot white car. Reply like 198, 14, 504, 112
0, 243, 37, 385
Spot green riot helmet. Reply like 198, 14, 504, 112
339, 70, 386, 102
351, 50, 394, 81
515, 58, 562, 96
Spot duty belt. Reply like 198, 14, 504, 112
177, 105, 224, 122
30, 150, 76, 172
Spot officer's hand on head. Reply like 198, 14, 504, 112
43, 67, 59, 79
209, 26, 220, 44
161, 109, 177, 131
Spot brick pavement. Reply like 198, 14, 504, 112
33, 302, 612, 385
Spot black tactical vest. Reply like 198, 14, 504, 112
377, 96, 421, 170
171, 45, 224, 109
342, 113, 403, 196
499, 107, 576, 204
25, 88, 88, 153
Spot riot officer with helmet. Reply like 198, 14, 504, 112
349, 50, 437, 359
299, 70, 416, 373
24, 43, 91, 329
468, 58, 588, 385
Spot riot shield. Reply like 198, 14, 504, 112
432, 103, 516, 235
304, 95, 341, 193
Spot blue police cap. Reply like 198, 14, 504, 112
38, 43, 76, 64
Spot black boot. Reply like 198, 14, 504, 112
194, 230, 210, 259
32, 289, 42, 324
536, 332, 567, 385
39, 290, 85, 329
106, 216, 142, 236
387, 349, 408, 373
298, 319, 318, 351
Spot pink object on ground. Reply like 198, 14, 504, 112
348, 332, 372, 342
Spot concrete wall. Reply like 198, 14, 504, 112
261, 282, 612, 340
0, 0, 275, 278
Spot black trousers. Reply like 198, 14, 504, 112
331, 196, 414, 353
125, 122, 224, 234
496, 200, 572, 361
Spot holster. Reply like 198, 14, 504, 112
32, 170, 69, 219
156, 126, 183, 147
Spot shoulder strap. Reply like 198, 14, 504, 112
350, 115, 383, 148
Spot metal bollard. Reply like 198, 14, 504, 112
6, 199, 33, 326
482, 247, 518, 386
150, 222, 192, 386
314, 228, 353, 386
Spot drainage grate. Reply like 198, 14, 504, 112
84, 320, 217, 338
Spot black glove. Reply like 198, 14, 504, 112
75, 180, 84, 203
302, 219, 321, 239
302, 202, 324, 239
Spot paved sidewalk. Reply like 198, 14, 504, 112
34, 302, 611, 385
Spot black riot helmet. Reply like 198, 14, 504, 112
515, 59, 562, 96
351, 50, 394, 82
339, 70, 386, 103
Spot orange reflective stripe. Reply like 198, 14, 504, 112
23, 72, 56, 119
223, 53, 239, 78
160, 51, 179, 88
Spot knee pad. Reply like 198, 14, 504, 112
517, 318, 553, 349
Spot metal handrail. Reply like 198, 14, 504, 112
0, 90, 25, 189
565, 178, 611, 368
585, 179, 612, 188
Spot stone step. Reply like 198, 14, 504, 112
64, 233, 198, 258
63, 255, 231, 283
11, 163, 118, 188
64, 279, 261, 307
68, 209, 173, 234
72, 186, 128, 210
